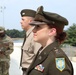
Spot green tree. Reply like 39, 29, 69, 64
65, 23, 76, 46
6, 29, 25, 38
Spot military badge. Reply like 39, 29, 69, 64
35, 64, 44, 72
55, 58, 65, 71
22, 12, 25, 16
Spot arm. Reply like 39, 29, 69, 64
4, 41, 13, 55
48, 57, 73, 75
0, 36, 14, 56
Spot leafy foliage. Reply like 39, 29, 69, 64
65, 23, 76, 46
6, 29, 25, 38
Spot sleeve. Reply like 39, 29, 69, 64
4, 36, 14, 55
48, 57, 73, 75
4, 41, 13, 55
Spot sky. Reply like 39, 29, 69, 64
0, 0, 76, 30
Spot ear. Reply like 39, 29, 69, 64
29, 19, 32, 23
48, 28, 56, 36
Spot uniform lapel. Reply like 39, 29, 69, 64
27, 41, 59, 72
26, 49, 40, 74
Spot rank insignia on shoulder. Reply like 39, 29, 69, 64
55, 58, 65, 71
35, 64, 44, 72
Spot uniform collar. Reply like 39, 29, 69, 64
26, 27, 34, 37
27, 41, 59, 72
39, 41, 59, 54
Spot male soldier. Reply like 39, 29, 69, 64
0, 26, 13, 75
20, 9, 41, 75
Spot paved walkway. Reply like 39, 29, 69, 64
9, 43, 22, 75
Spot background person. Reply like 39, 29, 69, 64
20, 9, 41, 75
0, 26, 13, 75
26, 6, 74, 75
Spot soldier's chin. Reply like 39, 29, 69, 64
33, 39, 38, 42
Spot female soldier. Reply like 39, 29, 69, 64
26, 6, 73, 75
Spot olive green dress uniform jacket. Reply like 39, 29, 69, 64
20, 27, 41, 68
26, 41, 73, 75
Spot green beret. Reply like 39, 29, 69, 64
20, 9, 36, 18
30, 6, 68, 26
0, 26, 5, 33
